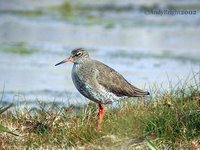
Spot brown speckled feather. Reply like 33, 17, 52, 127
94, 60, 149, 97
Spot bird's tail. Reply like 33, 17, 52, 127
130, 86, 150, 97
144, 91, 150, 95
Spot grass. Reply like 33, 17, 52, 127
0, 104, 18, 136
109, 50, 200, 63
3, 42, 39, 55
167, 3, 200, 10
7, 10, 44, 17
0, 75, 200, 149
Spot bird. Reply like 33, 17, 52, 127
55, 48, 149, 129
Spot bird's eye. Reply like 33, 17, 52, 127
75, 52, 82, 57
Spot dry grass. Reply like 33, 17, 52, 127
0, 74, 200, 149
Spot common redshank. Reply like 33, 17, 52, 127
55, 48, 149, 129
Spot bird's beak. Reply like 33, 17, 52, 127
55, 56, 74, 66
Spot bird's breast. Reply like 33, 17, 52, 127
71, 64, 92, 98
71, 63, 124, 104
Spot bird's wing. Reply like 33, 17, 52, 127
94, 60, 149, 97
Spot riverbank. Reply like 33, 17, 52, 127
0, 75, 200, 149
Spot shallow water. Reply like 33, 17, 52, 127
0, 0, 200, 106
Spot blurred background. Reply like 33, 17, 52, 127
0, 0, 199, 106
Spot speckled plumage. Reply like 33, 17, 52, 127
69, 48, 149, 104
55, 48, 150, 129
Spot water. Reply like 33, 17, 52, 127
0, 0, 200, 106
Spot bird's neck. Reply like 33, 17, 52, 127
73, 61, 84, 69
74, 58, 90, 65
73, 59, 91, 71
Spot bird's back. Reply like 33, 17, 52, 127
71, 59, 149, 104
94, 60, 149, 97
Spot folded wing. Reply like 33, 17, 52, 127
95, 60, 149, 97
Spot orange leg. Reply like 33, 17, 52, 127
97, 104, 105, 130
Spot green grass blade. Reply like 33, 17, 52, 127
0, 124, 18, 136
0, 104, 13, 114
0, 104, 18, 136
146, 138, 159, 150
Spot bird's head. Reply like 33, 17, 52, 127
55, 48, 90, 66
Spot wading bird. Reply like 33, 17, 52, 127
55, 48, 149, 129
